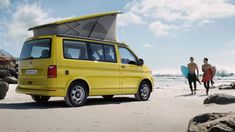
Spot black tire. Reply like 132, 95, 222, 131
64, 82, 88, 107
135, 81, 151, 101
31, 95, 50, 103
102, 95, 114, 99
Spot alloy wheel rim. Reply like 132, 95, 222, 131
71, 86, 85, 104
140, 84, 150, 100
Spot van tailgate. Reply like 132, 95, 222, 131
18, 59, 51, 89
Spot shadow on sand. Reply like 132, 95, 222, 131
175, 93, 195, 97
176, 93, 209, 97
198, 94, 208, 97
0, 97, 137, 110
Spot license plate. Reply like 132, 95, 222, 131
25, 70, 37, 75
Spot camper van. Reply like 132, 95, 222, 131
16, 12, 154, 107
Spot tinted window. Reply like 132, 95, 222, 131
104, 45, 116, 62
119, 47, 137, 64
90, 44, 105, 61
20, 39, 51, 60
63, 40, 88, 60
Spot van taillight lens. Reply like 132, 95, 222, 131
48, 65, 57, 78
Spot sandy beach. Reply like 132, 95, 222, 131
1, 0, 235, 131
0, 77, 235, 132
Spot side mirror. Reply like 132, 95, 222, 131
128, 60, 136, 65
137, 59, 144, 66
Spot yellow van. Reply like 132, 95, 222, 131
16, 12, 154, 107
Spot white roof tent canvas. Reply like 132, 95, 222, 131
29, 11, 122, 42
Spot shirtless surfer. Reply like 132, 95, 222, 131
187, 57, 199, 94
201, 58, 212, 95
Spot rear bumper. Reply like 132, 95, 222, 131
16, 85, 66, 97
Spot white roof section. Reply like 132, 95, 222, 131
29, 11, 122, 42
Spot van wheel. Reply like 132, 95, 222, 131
31, 95, 50, 103
64, 83, 88, 107
135, 81, 151, 101
102, 95, 114, 99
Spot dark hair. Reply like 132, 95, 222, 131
190, 57, 194, 60
204, 58, 208, 61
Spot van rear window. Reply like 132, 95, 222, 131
20, 39, 51, 60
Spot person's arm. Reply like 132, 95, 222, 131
209, 64, 212, 68
196, 64, 199, 77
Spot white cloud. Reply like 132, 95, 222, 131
118, 0, 146, 26
128, 0, 235, 22
118, 12, 146, 26
0, 0, 10, 9
7, 4, 47, 41
148, 21, 191, 36
2, 3, 70, 56
198, 20, 214, 26
7, 3, 67, 41
120, 0, 235, 36
148, 21, 178, 36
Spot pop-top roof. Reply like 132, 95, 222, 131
29, 11, 122, 42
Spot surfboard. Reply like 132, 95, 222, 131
201, 68, 213, 82
181, 66, 189, 78
211, 66, 216, 77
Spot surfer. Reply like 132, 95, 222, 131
210, 66, 216, 86
187, 57, 199, 94
201, 58, 212, 95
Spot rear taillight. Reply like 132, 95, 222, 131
48, 65, 57, 78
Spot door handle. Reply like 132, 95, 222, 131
121, 65, 126, 68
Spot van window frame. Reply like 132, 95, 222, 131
20, 38, 52, 60
88, 42, 117, 63
118, 46, 138, 65
62, 39, 117, 63
63, 39, 89, 61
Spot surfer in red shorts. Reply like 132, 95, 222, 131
187, 57, 199, 94
201, 58, 212, 95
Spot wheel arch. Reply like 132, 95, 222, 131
67, 78, 90, 96
139, 78, 153, 92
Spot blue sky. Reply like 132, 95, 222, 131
0, 0, 235, 74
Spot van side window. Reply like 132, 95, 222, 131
104, 45, 116, 62
63, 40, 88, 60
119, 47, 137, 64
90, 44, 105, 61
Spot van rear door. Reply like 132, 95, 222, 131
18, 38, 53, 89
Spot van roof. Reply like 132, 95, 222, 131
28, 11, 122, 43
29, 11, 122, 30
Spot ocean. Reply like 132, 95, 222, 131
154, 75, 235, 89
